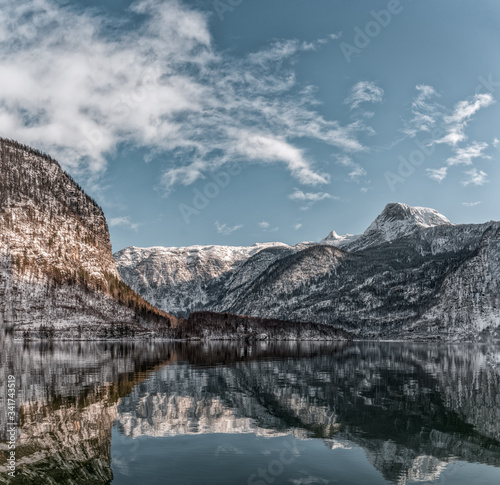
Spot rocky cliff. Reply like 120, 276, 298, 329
0, 138, 172, 336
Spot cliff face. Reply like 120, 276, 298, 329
0, 138, 171, 335
115, 203, 500, 341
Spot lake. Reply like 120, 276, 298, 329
1, 340, 500, 484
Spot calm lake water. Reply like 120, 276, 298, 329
1, 340, 500, 484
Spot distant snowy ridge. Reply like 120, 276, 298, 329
115, 202, 500, 341
320, 230, 360, 248
114, 242, 304, 316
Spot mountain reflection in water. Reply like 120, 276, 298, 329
1, 340, 500, 484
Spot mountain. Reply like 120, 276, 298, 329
0, 138, 173, 337
114, 242, 304, 317
323, 202, 453, 252
115, 202, 500, 341
321, 230, 359, 248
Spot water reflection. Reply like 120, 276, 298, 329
1, 341, 499, 484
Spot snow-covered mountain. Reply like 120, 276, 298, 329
322, 202, 453, 252
0, 138, 173, 336
320, 230, 359, 248
114, 242, 304, 316
115, 202, 500, 340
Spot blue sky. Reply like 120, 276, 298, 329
1, 0, 500, 251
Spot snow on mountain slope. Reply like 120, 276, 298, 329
348, 202, 452, 251
221, 220, 500, 340
321, 230, 360, 248
114, 243, 296, 316
115, 202, 500, 341
415, 224, 500, 336
323, 202, 453, 252
214, 245, 347, 313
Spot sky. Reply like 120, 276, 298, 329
1, 0, 500, 251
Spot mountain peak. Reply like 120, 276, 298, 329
321, 230, 360, 248
342, 202, 452, 251
322, 203, 451, 251
370, 203, 452, 231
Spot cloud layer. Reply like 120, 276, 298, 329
403, 85, 495, 186
215, 221, 243, 235
0, 0, 364, 192
437, 94, 495, 146
344, 81, 384, 110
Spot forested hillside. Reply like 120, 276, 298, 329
0, 138, 173, 337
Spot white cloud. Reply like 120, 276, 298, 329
232, 133, 330, 186
336, 156, 367, 180
257, 220, 278, 232
347, 165, 367, 180
215, 221, 243, 235
414, 85, 438, 103
462, 201, 481, 207
462, 169, 488, 186
404, 89, 493, 186
446, 142, 490, 166
288, 189, 336, 202
0, 0, 366, 192
344, 81, 384, 110
494, 137, 499, 147
403, 85, 441, 137
293, 223, 302, 230
437, 94, 495, 146
248, 39, 304, 65
445, 94, 495, 124
404, 88, 494, 146
108, 216, 139, 231
248, 36, 340, 64
289, 188, 337, 211
426, 167, 448, 183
